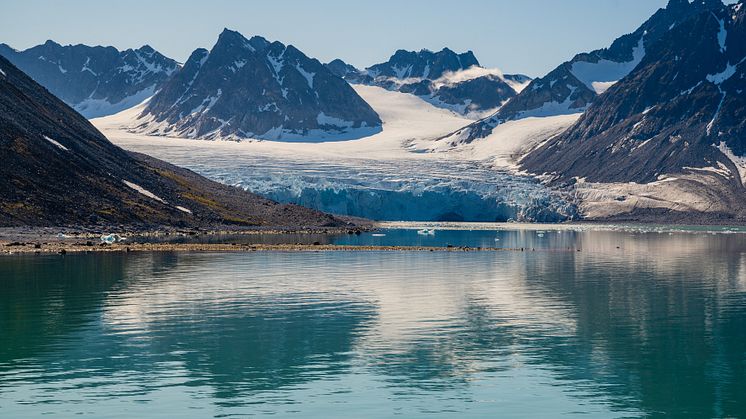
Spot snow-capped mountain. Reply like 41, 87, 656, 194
366, 48, 479, 80
136, 29, 381, 141
444, 0, 724, 144
0, 55, 340, 227
521, 0, 746, 222
332, 48, 531, 117
0, 41, 178, 118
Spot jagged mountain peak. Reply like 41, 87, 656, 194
137, 29, 381, 141
325, 58, 361, 79
249, 35, 271, 51
213, 28, 255, 52
0, 40, 179, 118
666, 0, 722, 10
367, 47, 480, 80
42, 39, 62, 48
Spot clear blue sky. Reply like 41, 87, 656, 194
0, 0, 721, 77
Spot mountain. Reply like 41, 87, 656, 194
521, 0, 746, 221
325, 58, 360, 79
366, 48, 479, 80
0, 55, 342, 228
395, 70, 521, 117
339, 48, 530, 117
445, 0, 725, 144
135, 29, 381, 141
0, 41, 178, 118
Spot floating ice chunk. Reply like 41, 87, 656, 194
100, 233, 124, 244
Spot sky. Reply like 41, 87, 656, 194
0, 0, 722, 77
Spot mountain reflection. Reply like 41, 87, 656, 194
0, 254, 128, 364
0, 231, 745, 417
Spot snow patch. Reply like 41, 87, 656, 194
189, 89, 222, 115
717, 141, 746, 183
591, 81, 616, 94
316, 112, 354, 128
231, 59, 247, 72
294, 64, 315, 89
516, 91, 586, 119
176, 206, 193, 214
76, 85, 157, 119
123, 180, 166, 203
715, 15, 727, 53
706, 57, 744, 85
43, 135, 69, 151
392, 64, 413, 79
428, 114, 581, 169
267, 54, 285, 85
570, 37, 645, 94
81, 57, 97, 76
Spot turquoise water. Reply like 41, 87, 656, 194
2, 229, 746, 417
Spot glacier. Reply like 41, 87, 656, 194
176, 154, 576, 222
92, 85, 578, 222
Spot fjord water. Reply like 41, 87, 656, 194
2, 230, 746, 418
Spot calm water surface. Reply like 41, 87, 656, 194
2, 229, 746, 418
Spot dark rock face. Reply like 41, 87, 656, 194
448, 0, 725, 143
430, 75, 517, 115
138, 29, 381, 141
0, 41, 178, 118
522, 1, 746, 208
0, 56, 342, 228
324, 59, 359, 79
324, 58, 373, 84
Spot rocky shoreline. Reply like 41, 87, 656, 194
0, 241, 528, 255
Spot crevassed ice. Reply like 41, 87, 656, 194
186, 154, 577, 222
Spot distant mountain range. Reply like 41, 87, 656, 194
327, 49, 531, 117
0, 54, 342, 227
134, 29, 381, 141
0, 41, 178, 118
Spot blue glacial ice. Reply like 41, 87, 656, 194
139, 146, 577, 222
